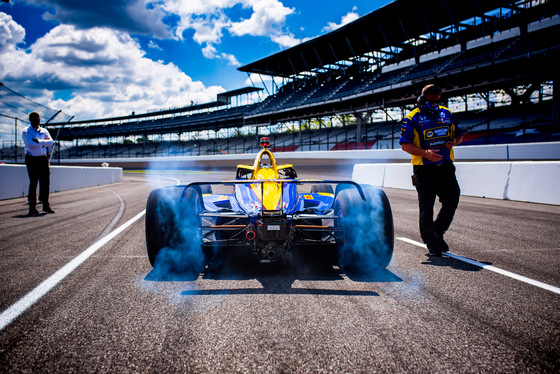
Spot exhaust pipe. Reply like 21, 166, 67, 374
246, 230, 256, 241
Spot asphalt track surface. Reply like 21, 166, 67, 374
0, 166, 559, 373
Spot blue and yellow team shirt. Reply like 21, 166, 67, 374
399, 106, 463, 165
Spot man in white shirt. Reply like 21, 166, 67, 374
22, 112, 55, 215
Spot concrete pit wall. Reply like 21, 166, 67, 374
0, 164, 123, 200
353, 161, 560, 205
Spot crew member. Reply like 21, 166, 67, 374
22, 112, 55, 215
399, 85, 463, 256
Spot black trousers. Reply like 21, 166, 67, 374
25, 155, 50, 209
413, 162, 460, 249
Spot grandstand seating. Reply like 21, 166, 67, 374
242, 20, 558, 115
2, 1, 556, 163
24, 101, 549, 161
2, 101, 555, 162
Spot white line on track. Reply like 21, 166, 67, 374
0, 210, 147, 332
396, 237, 560, 295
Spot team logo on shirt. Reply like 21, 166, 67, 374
428, 140, 447, 148
424, 126, 449, 139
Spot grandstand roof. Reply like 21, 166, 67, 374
217, 86, 262, 104
238, 0, 517, 78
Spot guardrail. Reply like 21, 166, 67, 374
50, 141, 560, 169
0, 164, 122, 200
1, 142, 558, 204
353, 161, 560, 205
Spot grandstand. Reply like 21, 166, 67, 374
1, 0, 558, 162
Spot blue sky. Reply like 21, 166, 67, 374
0, 0, 393, 130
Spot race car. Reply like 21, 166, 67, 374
145, 137, 394, 273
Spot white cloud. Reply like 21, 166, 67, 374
271, 33, 305, 48
0, 17, 224, 121
165, 4, 243, 65
229, 0, 294, 37
0, 12, 25, 52
321, 9, 360, 33
161, 0, 299, 62
229, 0, 299, 49
8, 1, 301, 67
202, 44, 240, 66
0, 0, 311, 127
25, 0, 171, 38
185, 12, 231, 45
147, 40, 162, 50
160, 0, 239, 16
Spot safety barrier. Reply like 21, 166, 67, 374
0, 164, 122, 200
2, 142, 558, 204
353, 161, 560, 205
55, 141, 560, 169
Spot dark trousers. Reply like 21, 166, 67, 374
413, 162, 460, 249
25, 155, 50, 209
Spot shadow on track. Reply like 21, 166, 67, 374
12, 213, 49, 219
145, 248, 402, 296
421, 254, 486, 272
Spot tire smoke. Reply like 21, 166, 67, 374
337, 185, 394, 275
148, 186, 206, 281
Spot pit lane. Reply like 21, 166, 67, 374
0, 167, 559, 372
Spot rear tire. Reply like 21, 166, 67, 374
145, 187, 181, 266
199, 184, 212, 194
145, 186, 205, 273
334, 184, 394, 271
334, 183, 354, 200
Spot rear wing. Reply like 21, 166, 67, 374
172, 179, 367, 201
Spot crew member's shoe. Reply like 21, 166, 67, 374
435, 235, 449, 253
28, 208, 40, 216
427, 241, 442, 256
42, 206, 55, 214
427, 248, 442, 256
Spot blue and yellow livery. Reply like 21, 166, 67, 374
146, 137, 394, 269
